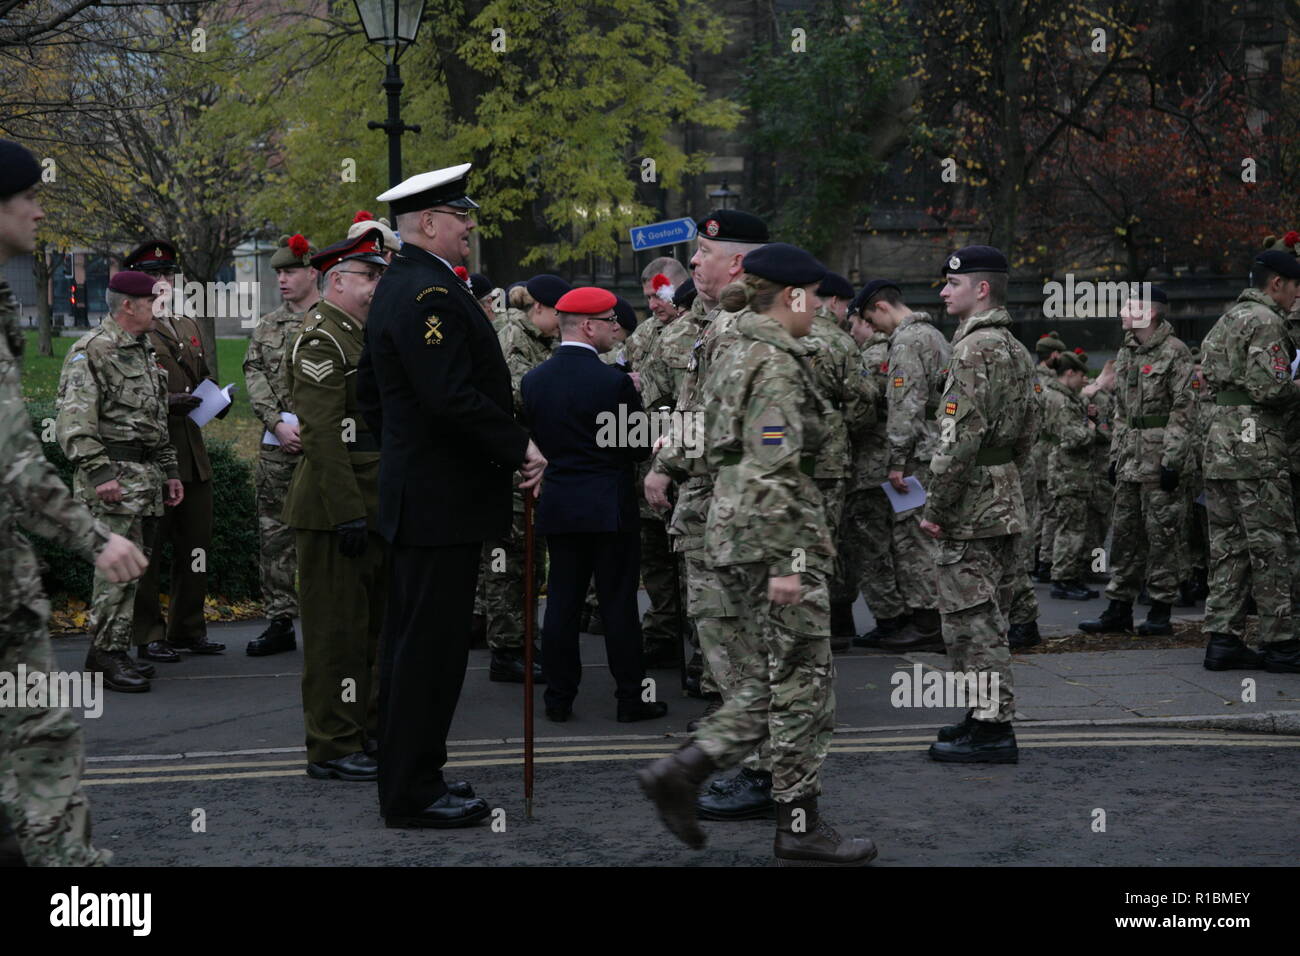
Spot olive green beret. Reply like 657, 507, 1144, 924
1056, 349, 1087, 373
269, 234, 316, 269
1036, 330, 1067, 355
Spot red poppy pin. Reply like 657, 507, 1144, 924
879, 362, 889, 373
190, 335, 200, 347
1141, 364, 1153, 375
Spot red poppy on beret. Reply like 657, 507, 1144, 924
288, 234, 310, 258
555, 286, 617, 315
1285, 230, 1300, 247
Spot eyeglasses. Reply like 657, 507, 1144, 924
588, 314, 618, 324
430, 208, 473, 220
335, 270, 383, 280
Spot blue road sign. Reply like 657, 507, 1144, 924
629, 217, 697, 252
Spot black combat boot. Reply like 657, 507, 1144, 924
246, 617, 296, 657
1051, 580, 1098, 600
1203, 633, 1264, 671
696, 768, 775, 820
936, 708, 975, 742
928, 719, 1019, 764
1261, 638, 1300, 673
636, 743, 717, 849
773, 797, 877, 867
1137, 600, 1173, 636
1008, 620, 1041, 649
1033, 560, 1053, 583
1176, 580, 1199, 608
829, 601, 856, 652
86, 648, 150, 694
1079, 599, 1133, 634
877, 608, 945, 652
853, 612, 910, 648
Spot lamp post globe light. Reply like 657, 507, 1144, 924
355, 0, 427, 188
708, 178, 737, 211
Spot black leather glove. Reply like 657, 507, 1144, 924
168, 392, 202, 414
1159, 465, 1179, 492
1107, 461, 1117, 486
336, 518, 367, 558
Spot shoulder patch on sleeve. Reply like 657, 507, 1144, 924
424, 315, 444, 346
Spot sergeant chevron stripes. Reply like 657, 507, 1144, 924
300, 358, 334, 383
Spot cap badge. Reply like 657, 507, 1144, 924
948, 255, 961, 270
705, 219, 719, 238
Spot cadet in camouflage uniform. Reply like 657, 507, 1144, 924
242, 233, 319, 656
644, 209, 774, 819
1183, 348, 1210, 601
1082, 288, 1193, 637
806, 274, 872, 650
1039, 349, 1099, 601
843, 288, 906, 646
638, 244, 877, 866
282, 234, 388, 780
1198, 250, 1300, 673
0, 144, 146, 866
1031, 331, 1066, 579
858, 281, 952, 651
922, 247, 1039, 764
57, 272, 183, 693
482, 274, 565, 682
1084, 376, 1116, 569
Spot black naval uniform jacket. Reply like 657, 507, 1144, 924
357, 244, 529, 546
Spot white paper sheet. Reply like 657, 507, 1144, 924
1292, 351, 1300, 379
881, 476, 927, 514
262, 412, 300, 446
187, 379, 236, 427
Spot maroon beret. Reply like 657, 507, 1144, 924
555, 286, 617, 316
108, 270, 163, 297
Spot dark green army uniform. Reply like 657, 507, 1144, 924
282, 300, 385, 762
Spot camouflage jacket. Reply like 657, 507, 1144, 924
1042, 375, 1094, 496
1186, 368, 1208, 480
1200, 288, 1300, 481
923, 308, 1038, 538
625, 313, 663, 374
703, 309, 833, 573
1027, 364, 1054, 483
1110, 321, 1194, 482
281, 300, 379, 530
497, 310, 554, 420
1, 281, 111, 624
56, 316, 178, 517
644, 297, 709, 428
886, 310, 952, 472
803, 307, 872, 478
848, 331, 892, 493
244, 298, 317, 436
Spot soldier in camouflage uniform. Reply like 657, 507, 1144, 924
806, 274, 872, 650
922, 247, 1039, 764
483, 275, 566, 682
1039, 349, 1100, 601
242, 234, 319, 656
282, 234, 389, 780
1183, 347, 1210, 601
638, 245, 877, 867
57, 272, 184, 693
843, 290, 905, 646
1082, 288, 1194, 637
1084, 376, 1115, 573
858, 282, 952, 651
1031, 331, 1066, 580
0, 144, 146, 865
1198, 250, 1300, 673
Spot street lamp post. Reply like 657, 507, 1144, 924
708, 178, 738, 211
355, 0, 426, 189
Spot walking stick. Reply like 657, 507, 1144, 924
523, 489, 536, 821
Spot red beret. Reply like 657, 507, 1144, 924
555, 286, 617, 315
108, 270, 163, 297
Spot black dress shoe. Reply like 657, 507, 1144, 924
384, 791, 491, 829
306, 751, 378, 781
130, 656, 156, 679
545, 705, 571, 722
139, 640, 181, 662
447, 780, 475, 798
489, 649, 546, 683
617, 700, 668, 723
696, 768, 774, 820
172, 637, 226, 655
247, 617, 296, 657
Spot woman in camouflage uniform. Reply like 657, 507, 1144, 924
1042, 349, 1100, 600
637, 243, 876, 867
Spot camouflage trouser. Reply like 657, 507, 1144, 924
933, 535, 1018, 723
1037, 480, 1057, 564
840, 488, 906, 620
1187, 480, 1208, 572
0, 607, 110, 866
815, 477, 848, 605
1105, 481, 1186, 605
256, 446, 299, 621
639, 517, 682, 647
684, 551, 746, 731
1022, 474, 1040, 574
1088, 479, 1113, 565
892, 466, 938, 612
692, 560, 834, 802
88, 512, 156, 653
1008, 470, 1040, 627
1048, 491, 1089, 582
480, 508, 545, 651
1204, 477, 1300, 645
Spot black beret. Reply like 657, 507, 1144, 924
1253, 249, 1300, 280
943, 245, 1008, 275
124, 240, 178, 273
850, 278, 902, 315
816, 272, 854, 300
1149, 285, 1168, 305
108, 270, 162, 297
525, 274, 572, 307
612, 295, 638, 334
673, 277, 697, 309
469, 272, 493, 299
0, 140, 41, 199
696, 209, 769, 244
741, 242, 826, 287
